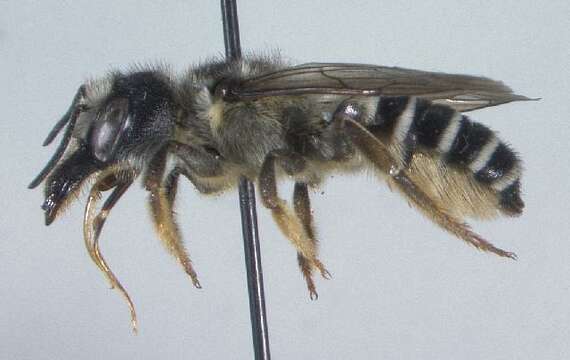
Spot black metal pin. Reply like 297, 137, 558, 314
220, 1, 271, 359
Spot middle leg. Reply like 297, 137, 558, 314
293, 182, 331, 299
258, 151, 329, 298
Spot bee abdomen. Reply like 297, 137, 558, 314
441, 115, 523, 214
367, 96, 523, 216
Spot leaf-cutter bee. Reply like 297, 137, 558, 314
29, 55, 531, 331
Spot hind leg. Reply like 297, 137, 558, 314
340, 117, 516, 258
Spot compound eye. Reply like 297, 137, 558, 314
90, 98, 130, 162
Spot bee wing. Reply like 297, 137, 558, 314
232, 63, 532, 112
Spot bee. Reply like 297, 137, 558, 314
29, 55, 531, 331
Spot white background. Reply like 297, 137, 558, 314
2, 1, 570, 359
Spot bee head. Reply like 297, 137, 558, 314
86, 70, 176, 162
30, 70, 178, 225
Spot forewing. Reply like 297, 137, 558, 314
233, 63, 531, 112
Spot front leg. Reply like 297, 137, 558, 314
258, 151, 329, 298
144, 145, 201, 288
173, 142, 224, 178
173, 142, 232, 195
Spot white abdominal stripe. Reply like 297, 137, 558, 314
368, 95, 523, 214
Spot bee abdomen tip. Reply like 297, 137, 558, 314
499, 180, 524, 216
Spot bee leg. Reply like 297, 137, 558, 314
342, 118, 516, 259
259, 151, 330, 297
173, 142, 224, 177
164, 169, 180, 203
173, 142, 228, 194
293, 182, 330, 300
84, 171, 138, 332
144, 146, 201, 288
